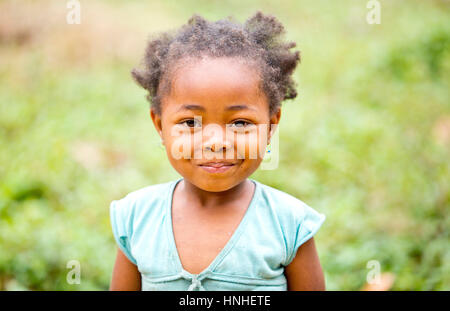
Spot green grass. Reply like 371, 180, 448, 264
0, 0, 449, 290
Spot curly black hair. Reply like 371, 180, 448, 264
132, 11, 301, 116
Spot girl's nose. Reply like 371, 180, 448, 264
202, 125, 233, 153
204, 136, 232, 152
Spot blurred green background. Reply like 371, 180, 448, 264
0, 0, 449, 290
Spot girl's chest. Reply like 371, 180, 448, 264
133, 196, 287, 283
171, 203, 248, 275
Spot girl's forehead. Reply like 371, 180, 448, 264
168, 57, 263, 103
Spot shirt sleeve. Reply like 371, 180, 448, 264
110, 199, 137, 265
284, 203, 326, 266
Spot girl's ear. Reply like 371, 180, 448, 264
268, 108, 281, 143
150, 108, 164, 142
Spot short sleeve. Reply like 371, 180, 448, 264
110, 199, 137, 265
284, 204, 326, 266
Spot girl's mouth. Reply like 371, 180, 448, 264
197, 161, 237, 173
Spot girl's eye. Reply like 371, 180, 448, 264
229, 120, 255, 131
233, 120, 249, 127
180, 119, 201, 128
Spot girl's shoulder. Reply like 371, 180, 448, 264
253, 179, 326, 230
253, 180, 326, 266
255, 180, 321, 212
113, 180, 174, 205
109, 179, 177, 221
109, 180, 177, 265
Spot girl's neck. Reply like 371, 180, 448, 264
179, 178, 253, 208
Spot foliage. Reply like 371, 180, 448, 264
0, 0, 449, 290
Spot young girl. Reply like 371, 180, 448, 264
109, 11, 326, 291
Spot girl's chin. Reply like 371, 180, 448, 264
189, 176, 242, 192
196, 184, 237, 192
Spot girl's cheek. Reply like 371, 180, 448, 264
167, 127, 194, 160
248, 125, 270, 160
235, 131, 265, 160
167, 130, 204, 160
192, 131, 204, 159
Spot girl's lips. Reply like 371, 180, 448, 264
198, 162, 236, 173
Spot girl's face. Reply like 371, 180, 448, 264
151, 56, 281, 192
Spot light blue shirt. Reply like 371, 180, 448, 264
110, 178, 325, 291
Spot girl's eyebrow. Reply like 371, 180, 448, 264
178, 104, 205, 112
226, 104, 257, 111
177, 104, 256, 112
